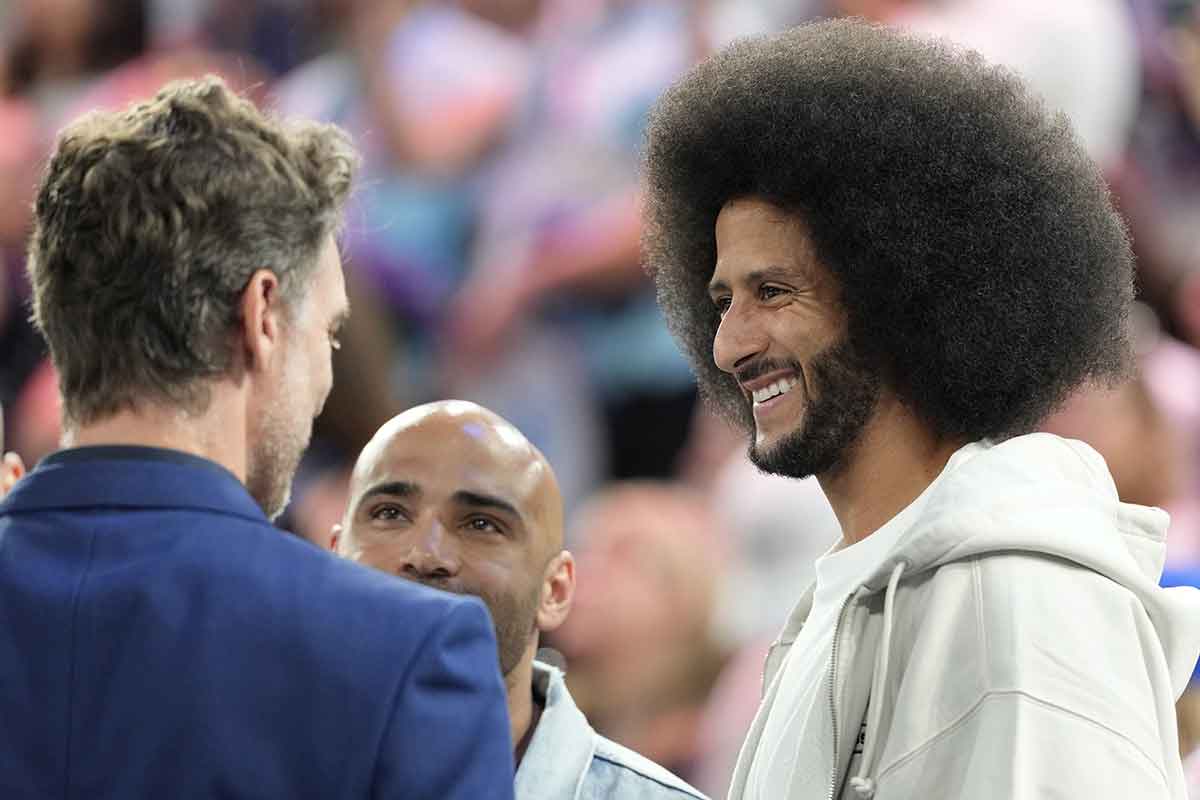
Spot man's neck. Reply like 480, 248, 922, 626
818, 392, 966, 545
506, 653, 539, 766
65, 399, 248, 484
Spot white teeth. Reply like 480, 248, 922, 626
752, 377, 799, 404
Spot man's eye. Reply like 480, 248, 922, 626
713, 297, 732, 316
370, 505, 403, 522
464, 517, 501, 534
759, 285, 786, 301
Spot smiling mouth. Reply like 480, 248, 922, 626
751, 376, 800, 405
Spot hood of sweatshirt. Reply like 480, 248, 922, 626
855, 432, 1200, 697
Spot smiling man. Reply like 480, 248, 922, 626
643, 18, 1200, 800
333, 400, 707, 800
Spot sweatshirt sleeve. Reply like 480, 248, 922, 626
870, 689, 1170, 799
371, 598, 515, 800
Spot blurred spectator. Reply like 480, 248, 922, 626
273, 0, 527, 391
677, 403, 841, 644
1116, 2, 1200, 353
201, 0, 318, 77
838, 0, 1141, 171
274, 0, 527, 362
550, 482, 729, 784
1170, 259, 1200, 352
701, 0, 820, 47
272, 0, 531, 530
9, 359, 59, 469
444, 0, 700, 491
1042, 304, 1200, 568
3, 0, 149, 127
70, 47, 270, 115
1041, 306, 1180, 509
1043, 373, 1179, 506
1140, 330, 1200, 568
276, 0, 706, 518
0, 97, 46, 454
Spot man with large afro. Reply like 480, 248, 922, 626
643, 18, 1200, 800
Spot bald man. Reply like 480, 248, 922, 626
329, 400, 707, 800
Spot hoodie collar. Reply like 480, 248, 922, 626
840, 433, 1199, 695
857, 434, 1163, 589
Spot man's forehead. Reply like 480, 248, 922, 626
324, 239, 349, 306
710, 199, 829, 292
298, 235, 348, 318
357, 433, 540, 510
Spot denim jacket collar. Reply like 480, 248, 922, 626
515, 661, 597, 800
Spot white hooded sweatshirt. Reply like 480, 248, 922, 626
728, 433, 1200, 800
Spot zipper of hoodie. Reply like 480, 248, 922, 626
827, 592, 856, 800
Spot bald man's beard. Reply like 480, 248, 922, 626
488, 582, 543, 677
416, 577, 542, 677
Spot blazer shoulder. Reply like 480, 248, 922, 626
187, 521, 488, 659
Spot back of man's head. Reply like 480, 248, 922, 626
27, 75, 358, 428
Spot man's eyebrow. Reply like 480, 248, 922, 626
452, 490, 523, 522
709, 265, 798, 296
357, 480, 420, 506
707, 277, 729, 296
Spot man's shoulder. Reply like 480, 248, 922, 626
302, 545, 485, 623
586, 735, 708, 800
221, 529, 486, 634
168, 517, 495, 702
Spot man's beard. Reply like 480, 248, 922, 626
246, 378, 312, 521
748, 337, 881, 480
418, 577, 541, 678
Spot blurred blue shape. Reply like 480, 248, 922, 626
1162, 567, 1200, 684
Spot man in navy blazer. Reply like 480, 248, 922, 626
0, 77, 515, 799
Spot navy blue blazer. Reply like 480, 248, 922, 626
0, 447, 515, 799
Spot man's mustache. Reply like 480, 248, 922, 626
734, 358, 802, 386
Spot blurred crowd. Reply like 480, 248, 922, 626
4, 0, 1200, 795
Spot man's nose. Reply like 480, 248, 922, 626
401, 520, 460, 581
713, 301, 766, 375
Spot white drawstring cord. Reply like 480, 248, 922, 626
848, 560, 906, 799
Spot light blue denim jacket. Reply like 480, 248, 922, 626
515, 662, 708, 800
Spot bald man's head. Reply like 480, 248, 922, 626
337, 400, 571, 678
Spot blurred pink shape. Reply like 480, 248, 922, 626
1144, 336, 1200, 567
0, 100, 39, 169
68, 49, 269, 119
12, 359, 61, 465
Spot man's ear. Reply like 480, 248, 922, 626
536, 550, 575, 634
329, 523, 342, 553
240, 269, 285, 373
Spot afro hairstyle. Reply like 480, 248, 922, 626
643, 18, 1135, 443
